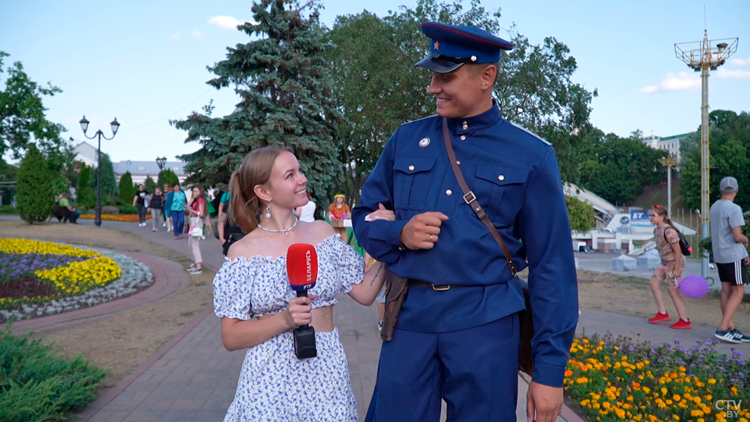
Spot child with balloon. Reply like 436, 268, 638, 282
647, 205, 692, 329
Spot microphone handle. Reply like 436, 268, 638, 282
293, 289, 317, 359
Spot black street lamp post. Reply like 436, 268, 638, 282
79, 115, 120, 227
156, 156, 167, 171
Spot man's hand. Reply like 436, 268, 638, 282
526, 381, 563, 422
399, 212, 449, 250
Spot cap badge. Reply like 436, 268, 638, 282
434, 41, 440, 51
419, 137, 430, 147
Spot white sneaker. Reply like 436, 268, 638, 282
163, 222, 166, 227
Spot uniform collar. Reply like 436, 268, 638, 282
446, 100, 502, 135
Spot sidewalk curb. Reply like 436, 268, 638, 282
518, 372, 587, 422
77, 305, 215, 421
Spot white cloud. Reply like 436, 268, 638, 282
208, 15, 253, 30
168, 32, 181, 40
730, 57, 750, 67
639, 72, 700, 94
192, 30, 202, 39
716, 67, 750, 80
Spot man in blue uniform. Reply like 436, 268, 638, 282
352, 22, 579, 422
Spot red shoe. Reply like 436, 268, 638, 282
670, 319, 692, 329
648, 312, 670, 323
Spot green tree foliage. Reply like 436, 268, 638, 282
0, 327, 106, 422
16, 144, 54, 223
565, 195, 595, 233
0, 159, 17, 206
682, 110, 750, 211
77, 164, 94, 211
44, 141, 77, 197
118, 171, 135, 203
158, 169, 179, 188
325, 0, 598, 201
578, 130, 667, 205
88, 153, 117, 200
0, 52, 66, 160
144, 176, 157, 194
171, 0, 345, 209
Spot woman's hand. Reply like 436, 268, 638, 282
364, 203, 395, 222
284, 294, 318, 329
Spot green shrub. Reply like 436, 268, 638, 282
158, 168, 179, 188
118, 171, 135, 204
118, 204, 137, 215
0, 205, 16, 214
76, 164, 95, 210
0, 327, 106, 422
16, 144, 55, 224
144, 176, 157, 194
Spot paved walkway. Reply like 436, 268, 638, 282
19, 215, 741, 421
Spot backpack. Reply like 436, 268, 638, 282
665, 227, 692, 256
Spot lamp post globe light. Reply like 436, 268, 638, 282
156, 156, 167, 171
79, 115, 120, 227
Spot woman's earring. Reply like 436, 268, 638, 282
265, 204, 272, 222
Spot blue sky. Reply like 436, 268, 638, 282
1, 0, 749, 164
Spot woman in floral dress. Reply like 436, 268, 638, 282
213, 146, 392, 421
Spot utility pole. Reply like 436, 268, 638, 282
674, 30, 738, 278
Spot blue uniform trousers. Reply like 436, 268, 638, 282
365, 313, 520, 422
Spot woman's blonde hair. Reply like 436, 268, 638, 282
230, 146, 291, 233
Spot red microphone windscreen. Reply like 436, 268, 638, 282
287, 243, 318, 291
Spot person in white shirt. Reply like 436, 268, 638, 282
294, 190, 317, 223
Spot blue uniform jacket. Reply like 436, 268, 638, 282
352, 104, 578, 387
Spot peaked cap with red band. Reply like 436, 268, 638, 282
416, 22, 514, 73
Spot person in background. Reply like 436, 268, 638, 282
186, 184, 207, 274
163, 183, 172, 230
148, 188, 165, 232
647, 205, 690, 329
294, 189, 316, 222
710, 176, 750, 343
328, 194, 350, 240
58, 192, 80, 224
133, 184, 149, 227
171, 183, 187, 240
212, 146, 392, 421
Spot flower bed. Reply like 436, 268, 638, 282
0, 239, 153, 322
565, 333, 750, 422
79, 214, 151, 222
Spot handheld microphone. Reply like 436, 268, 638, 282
287, 243, 319, 359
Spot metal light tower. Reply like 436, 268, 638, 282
658, 154, 678, 220
674, 30, 738, 278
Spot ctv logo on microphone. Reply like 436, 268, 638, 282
303, 250, 314, 289
716, 399, 742, 419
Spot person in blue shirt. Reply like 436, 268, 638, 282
170, 183, 188, 240
352, 22, 578, 422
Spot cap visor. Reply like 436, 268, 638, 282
415, 56, 464, 73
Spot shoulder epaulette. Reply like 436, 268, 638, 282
509, 122, 551, 146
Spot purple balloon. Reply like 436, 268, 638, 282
679, 275, 709, 299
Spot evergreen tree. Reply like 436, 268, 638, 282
170, 0, 345, 208
158, 169, 179, 188
16, 144, 54, 223
118, 171, 135, 203
76, 164, 94, 210
144, 176, 157, 194
88, 153, 117, 200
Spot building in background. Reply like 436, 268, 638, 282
73, 141, 101, 168
640, 133, 691, 164
112, 161, 188, 185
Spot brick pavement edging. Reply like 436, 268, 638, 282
10, 252, 190, 336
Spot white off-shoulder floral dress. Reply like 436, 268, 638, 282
213, 235, 365, 422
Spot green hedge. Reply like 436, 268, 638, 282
0, 205, 16, 214
0, 327, 107, 422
